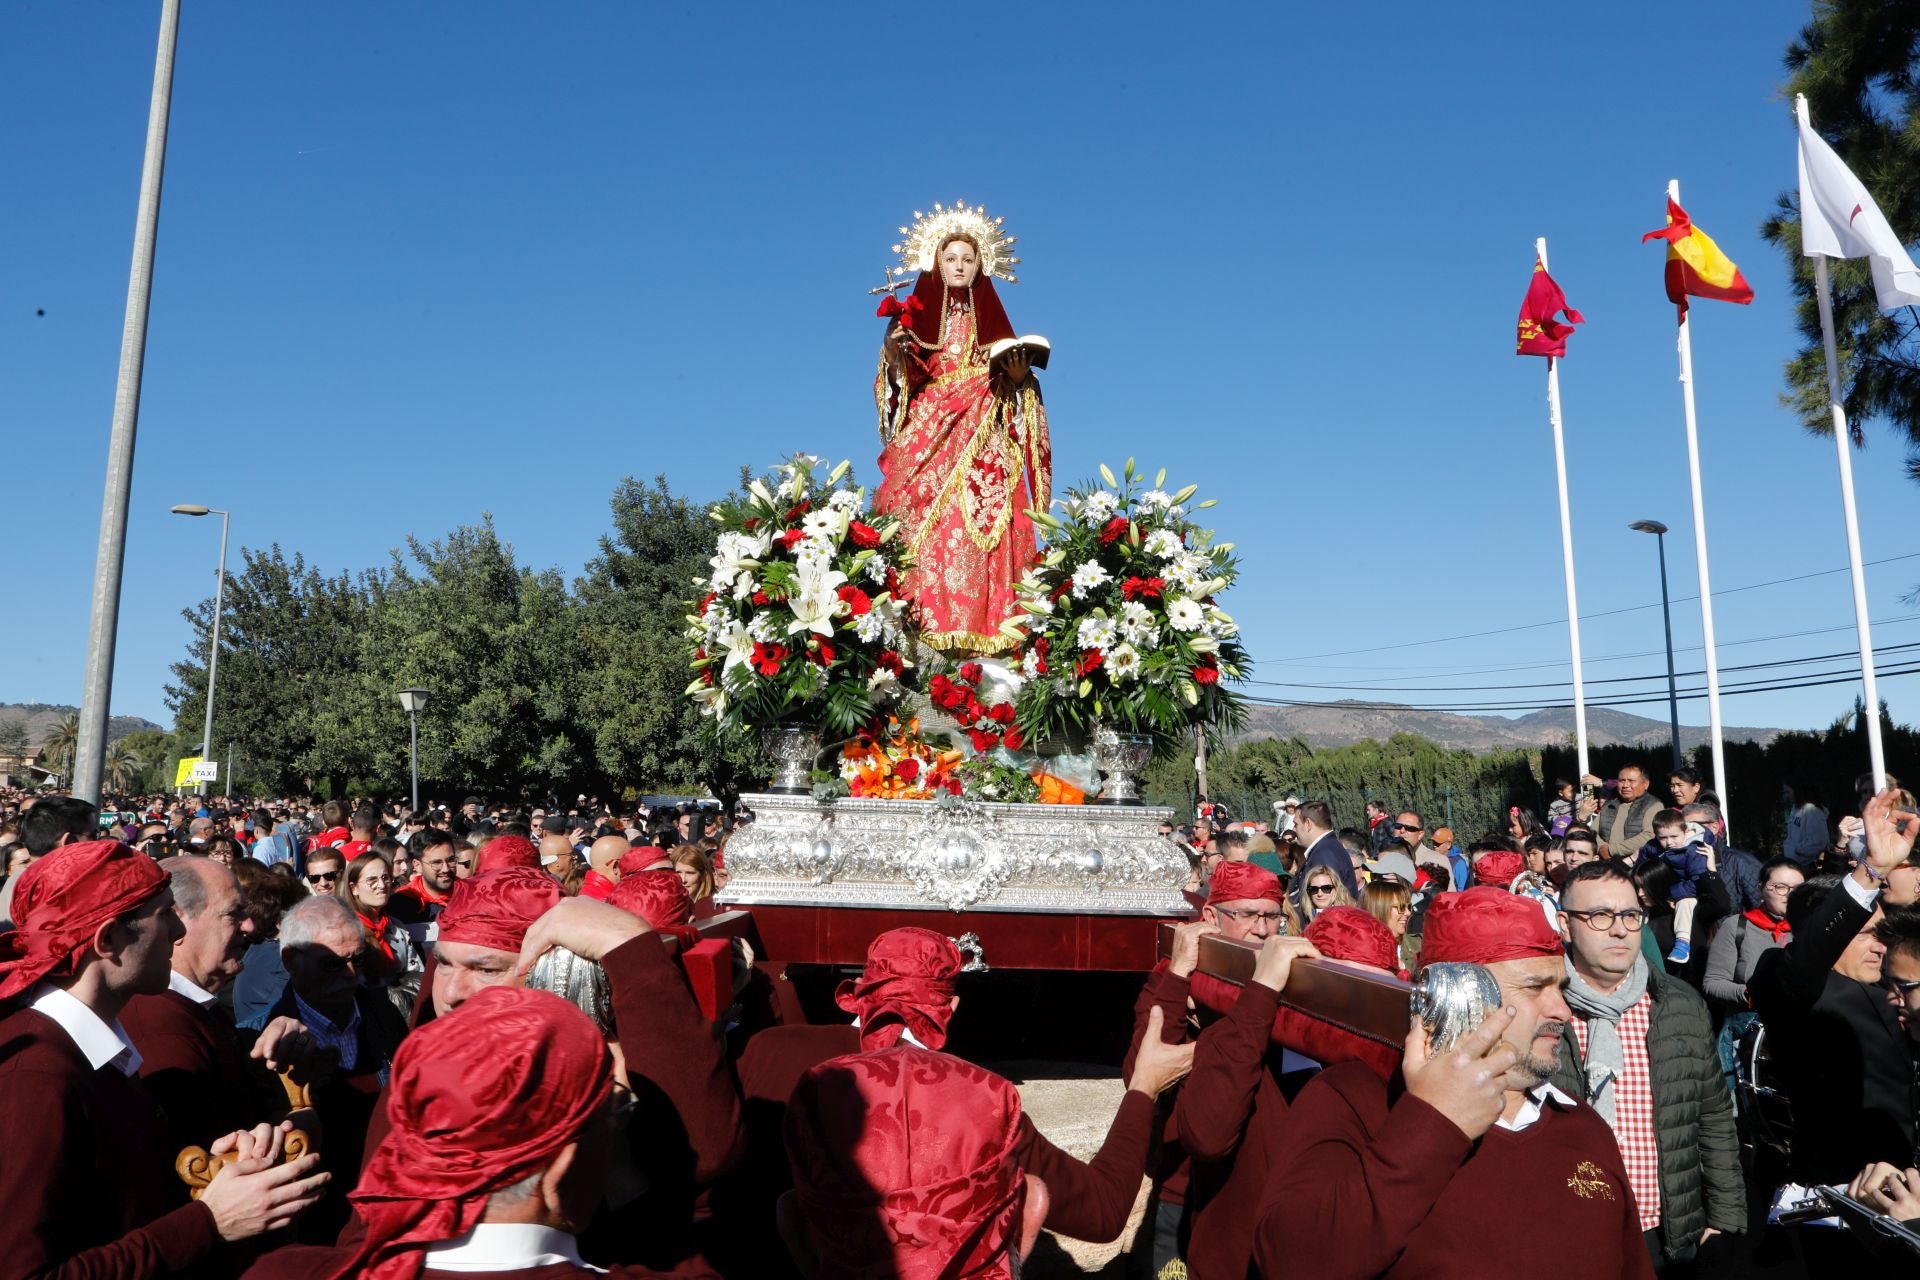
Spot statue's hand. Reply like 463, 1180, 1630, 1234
998, 350, 1031, 386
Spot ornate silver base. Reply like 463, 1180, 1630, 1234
760, 725, 823, 795
718, 792, 1194, 915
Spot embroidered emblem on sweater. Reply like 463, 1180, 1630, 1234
1567, 1160, 1618, 1200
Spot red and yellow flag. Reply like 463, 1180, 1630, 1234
1640, 196, 1753, 319
1516, 256, 1584, 358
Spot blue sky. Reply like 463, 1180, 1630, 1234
6, 1, 1916, 740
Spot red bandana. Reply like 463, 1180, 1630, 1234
344, 986, 613, 1280
0, 840, 168, 1002
615, 846, 671, 876
835, 927, 964, 1052
1304, 905, 1400, 973
607, 868, 693, 930
1742, 907, 1792, 943
434, 868, 562, 955
475, 835, 540, 873
1421, 886, 1564, 966
786, 1046, 1024, 1280
1471, 850, 1525, 890
1208, 860, 1282, 906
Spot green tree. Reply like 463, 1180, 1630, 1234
101, 740, 145, 794
42, 712, 79, 777
574, 475, 767, 800
115, 729, 182, 792
1763, 4, 1920, 478
0, 713, 28, 760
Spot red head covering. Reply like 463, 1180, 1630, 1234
898, 270, 1017, 351
786, 1046, 1024, 1280
607, 868, 693, 929
835, 927, 963, 1053
474, 835, 539, 873
615, 846, 670, 877
343, 986, 613, 1280
1421, 886, 1564, 966
435, 867, 562, 955
0, 840, 168, 1002
1304, 905, 1401, 973
1472, 850, 1525, 890
1207, 859, 1282, 907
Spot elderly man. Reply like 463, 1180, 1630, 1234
1550, 859, 1744, 1271
579, 835, 628, 901
241, 986, 694, 1279
347, 871, 740, 1274
540, 832, 582, 883
120, 856, 317, 1155
0, 841, 329, 1275
1594, 765, 1665, 859
1256, 888, 1653, 1279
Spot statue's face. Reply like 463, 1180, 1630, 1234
939, 238, 980, 289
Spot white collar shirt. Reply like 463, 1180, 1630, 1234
168, 968, 217, 1006
1496, 1080, 1580, 1133
423, 1223, 605, 1273
27, 982, 143, 1076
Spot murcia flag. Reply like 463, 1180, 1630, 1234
1516, 256, 1584, 357
1797, 115, 1920, 311
1641, 197, 1754, 318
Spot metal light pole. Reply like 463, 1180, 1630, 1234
1631, 520, 1683, 773
173, 505, 228, 796
397, 688, 431, 814
73, 0, 183, 804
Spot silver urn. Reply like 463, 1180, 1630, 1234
526, 945, 614, 1036
1409, 961, 1503, 1053
760, 724, 824, 795
1090, 722, 1155, 806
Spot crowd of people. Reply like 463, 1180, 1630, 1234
0, 759, 1915, 1277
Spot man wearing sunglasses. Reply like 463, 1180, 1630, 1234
303, 852, 344, 897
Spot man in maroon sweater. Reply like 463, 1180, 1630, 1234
121, 856, 322, 1155
0, 839, 331, 1279
242, 985, 697, 1280
1255, 887, 1653, 1279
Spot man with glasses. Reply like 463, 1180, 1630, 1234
1390, 809, 1439, 876
1847, 906, 1920, 1231
303, 852, 344, 897
1551, 860, 1744, 1272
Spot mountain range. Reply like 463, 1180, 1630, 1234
1235, 701, 1787, 752
0, 703, 163, 747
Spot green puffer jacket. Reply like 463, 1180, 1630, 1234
1549, 961, 1745, 1261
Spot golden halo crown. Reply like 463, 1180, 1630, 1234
892, 200, 1020, 284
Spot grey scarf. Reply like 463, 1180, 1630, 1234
1563, 955, 1648, 1130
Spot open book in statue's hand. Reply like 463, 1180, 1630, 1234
986, 334, 1050, 370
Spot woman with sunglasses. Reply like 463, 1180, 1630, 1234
1359, 878, 1415, 974
335, 850, 421, 1013
1297, 866, 1353, 926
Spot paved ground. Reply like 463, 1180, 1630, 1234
991, 1063, 1149, 1278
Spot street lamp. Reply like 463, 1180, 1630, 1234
397, 688, 431, 814
172, 504, 229, 797
1630, 520, 1683, 772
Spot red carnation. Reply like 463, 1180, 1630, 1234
878, 649, 904, 674
778, 529, 807, 550
1003, 727, 1026, 751
1035, 636, 1051, 657
751, 590, 770, 606
848, 521, 882, 549
986, 703, 1016, 725
751, 642, 789, 676
785, 499, 811, 521
1193, 660, 1220, 685
837, 584, 872, 617
811, 638, 837, 665
966, 727, 1001, 754
958, 661, 984, 685
1077, 649, 1105, 677
1122, 576, 1166, 601
1099, 516, 1130, 545
893, 758, 921, 784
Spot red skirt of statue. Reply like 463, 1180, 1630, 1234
874, 297, 1050, 655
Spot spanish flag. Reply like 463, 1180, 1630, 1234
1516, 256, 1584, 358
1641, 196, 1754, 319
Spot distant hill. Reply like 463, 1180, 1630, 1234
1236, 701, 1786, 753
0, 703, 162, 746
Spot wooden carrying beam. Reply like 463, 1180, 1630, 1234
1158, 923, 1414, 1049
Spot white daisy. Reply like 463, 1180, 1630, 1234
1167, 598, 1204, 632
1143, 529, 1182, 560
1070, 561, 1112, 598
827, 488, 861, 511
1137, 489, 1172, 509
1020, 649, 1045, 679
1083, 490, 1120, 519
802, 508, 849, 545
1077, 616, 1119, 651
1118, 601, 1154, 638
865, 555, 888, 585
854, 611, 884, 643
867, 667, 898, 692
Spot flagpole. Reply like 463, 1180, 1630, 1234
1537, 238, 1590, 782
1666, 178, 1730, 835
1797, 94, 1888, 790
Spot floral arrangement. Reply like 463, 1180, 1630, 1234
686, 455, 919, 736
1004, 460, 1250, 748
927, 660, 1026, 755
837, 716, 963, 799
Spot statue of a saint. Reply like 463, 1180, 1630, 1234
872, 202, 1050, 655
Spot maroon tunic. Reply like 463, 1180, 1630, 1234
241, 1244, 707, 1278
1173, 979, 1288, 1280
120, 987, 271, 1155
1254, 1060, 1655, 1280
0, 1006, 221, 1279
1124, 961, 1195, 1208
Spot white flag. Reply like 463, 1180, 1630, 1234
1798, 113, 1920, 311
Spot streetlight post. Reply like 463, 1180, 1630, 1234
172, 505, 228, 796
1631, 520, 1683, 773
397, 688, 431, 814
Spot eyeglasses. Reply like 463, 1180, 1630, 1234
1392, 822, 1422, 833
1882, 975, 1920, 996
1214, 907, 1284, 924
357, 875, 392, 889
1308, 883, 1337, 896
307, 871, 340, 885
1764, 880, 1801, 893
1564, 908, 1647, 931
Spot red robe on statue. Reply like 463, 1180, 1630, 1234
873, 271, 1049, 654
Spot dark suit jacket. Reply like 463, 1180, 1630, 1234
1748, 880, 1917, 1184
1298, 831, 1357, 896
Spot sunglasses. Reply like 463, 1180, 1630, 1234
1884, 975, 1920, 996
307, 871, 341, 884
1308, 884, 1337, 896
1391, 822, 1422, 832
